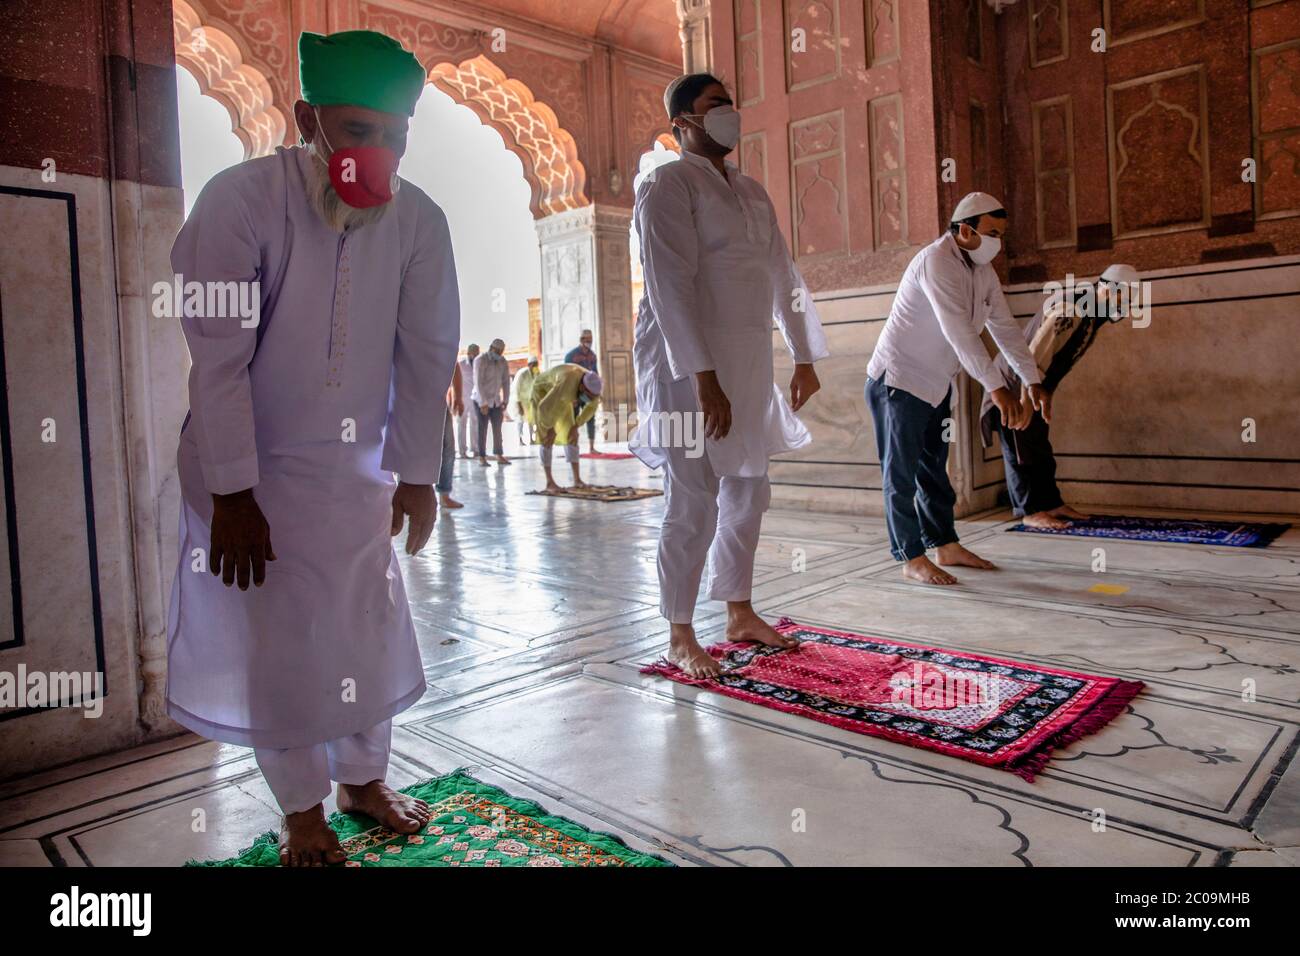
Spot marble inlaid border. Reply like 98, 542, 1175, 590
0, 187, 106, 715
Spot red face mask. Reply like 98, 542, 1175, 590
316, 115, 400, 208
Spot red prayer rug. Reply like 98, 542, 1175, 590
641, 619, 1143, 781
581, 451, 637, 460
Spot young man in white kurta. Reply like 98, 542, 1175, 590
632, 75, 829, 678
166, 30, 457, 865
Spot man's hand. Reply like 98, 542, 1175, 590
479, 403, 489, 416
990, 386, 1028, 431
210, 489, 275, 590
789, 363, 820, 412
694, 370, 732, 440
1027, 383, 1052, 424
453, 398, 464, 417
391, 482, 437, 555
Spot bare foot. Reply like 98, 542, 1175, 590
667, 624, 722, 678
543, 481, 562, 495
478, 457, 490, 467
572, 478, 590, 489
439, 495, 464, 509
496, 456, 512, 465
1022, 510, 1071, 530
936, 542, 996, 570
1051, 504, 1091, 520
336, 780, 431, 835
279, 805, 346, 867
902, 555, 959, 586
725, 602, 798, 649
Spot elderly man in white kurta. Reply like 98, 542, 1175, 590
632, 74, 829, 679
166, 31, 459, 866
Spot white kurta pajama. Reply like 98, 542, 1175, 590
630, 150, 828, 623
165, 147, 459, 811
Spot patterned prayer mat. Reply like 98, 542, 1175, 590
527, 484, 662, 501
580, 451, 637, 460
642, 619, 1143, 782
188, 771, 672, 867
1007, 514, 1290, 548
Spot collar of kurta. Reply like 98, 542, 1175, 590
679, 148, 739, 180
941, 231, 976, 271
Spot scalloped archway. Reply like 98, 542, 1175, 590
429, 55, 588, 219
172, 0, 286, 159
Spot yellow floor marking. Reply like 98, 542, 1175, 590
1089, 583, 1130, 595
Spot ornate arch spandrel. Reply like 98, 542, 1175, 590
173, 0, 287, 159
429, 55, 588, 219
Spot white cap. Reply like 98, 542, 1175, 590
664, 75, 690, 117
582, 370, 603, 396
950, 191, 1004, 223
1100, 263, 1139, 285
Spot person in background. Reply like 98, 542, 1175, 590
473, 337, 512, 467
565, 330, 600, 454
456, 343, 479, 458
530, 363, 602, 493
979, 263, 1139, 529
437, 361, 465, 510
511, 355, 540, 445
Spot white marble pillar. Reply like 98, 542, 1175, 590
535, 205, 637, 420
676, 0, 713, 73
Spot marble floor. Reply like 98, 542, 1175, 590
2, 448, 1298, 867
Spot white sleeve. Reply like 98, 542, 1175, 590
636, 173, 714, 379
917, 254, 1006, 393
380, 200, 461, 483
764, 197, 829, 364
984, 281, 1043, 387
171, 178, 261, 495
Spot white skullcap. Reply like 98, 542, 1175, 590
528, 355, 539, 364
663, 75, 690, 117
1100, 263, 1139, 285
950, 191, 1004, 223
582, 370, 603, 396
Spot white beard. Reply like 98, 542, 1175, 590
306, 144, 391, 233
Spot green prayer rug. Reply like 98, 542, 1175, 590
188, 771, 672, 867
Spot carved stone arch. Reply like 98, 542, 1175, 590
428, 55, 588, 219
172, 0, 287, 159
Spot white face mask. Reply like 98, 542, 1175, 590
966, 232, 1001, 265
687, 105, 742, 151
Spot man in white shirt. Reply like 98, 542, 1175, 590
632, 73, 829, 678
456, 343, 479, 458
472, 338, 513, 466
865, 191, 1050, 585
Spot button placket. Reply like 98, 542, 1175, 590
326, 235, 352, 389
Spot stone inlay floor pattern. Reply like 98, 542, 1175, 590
1, 451, 1297, 867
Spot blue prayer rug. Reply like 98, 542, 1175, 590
1007, 514, 1290, 548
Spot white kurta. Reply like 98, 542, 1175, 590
630, 150, 829, 478
165, 147, 460, 750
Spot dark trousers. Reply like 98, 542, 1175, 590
866, 376, 959, 562
475, 404, 504, 457
995, 410, 1063, 517
437, 406, 455, 494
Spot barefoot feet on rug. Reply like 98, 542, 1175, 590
726, 602, 799, 649
1022, 510, 1071, 530
279, 805, 347, 867
337, 780, 431, 834
667, 624, 723, 678
1051, 504, 1090, 520
936, 542, 996, 571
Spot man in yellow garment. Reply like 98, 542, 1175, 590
529, 363, 602, 493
